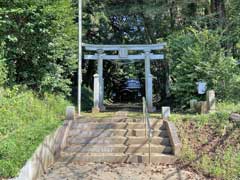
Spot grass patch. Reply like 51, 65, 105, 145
171, 102, 240, 180
0, 86, 70, 178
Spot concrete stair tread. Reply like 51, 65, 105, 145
74, 118, 162, 123
63, 144, 172, 154
60, 152, 176, 164
57, 118, 181, 164
63, 144, 172, 149
67, 136, 168, 139
68, 130, 169, 138
71, 122, 163, 125
67, 136, 170, 146
69, 129, 166, 132
68, 128, 167, 136
61, 152, 173, 156
70, 122, 165, 130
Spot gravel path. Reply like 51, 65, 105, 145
39, 162, 207, 180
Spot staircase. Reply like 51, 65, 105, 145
60, 117, 177, 164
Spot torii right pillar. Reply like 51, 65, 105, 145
144, 50, 155, 112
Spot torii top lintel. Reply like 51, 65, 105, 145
83, 43, 166, 61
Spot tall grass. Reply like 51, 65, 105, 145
0, 86, 69, 178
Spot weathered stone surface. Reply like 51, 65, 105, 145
68, 129, 167, 138
63, 144, 172, 154
230, 113, 240, 123
93, 74, 100, 111
67, 136, 169, 145
66, 106, 75, 120
39, 162, 206, 180
59, 153, 176, 164
162, 106, 170, 120
207, 90, 216, 112
164, 120, 182, 156
58, 116, 179, 166
190, 99, 198, 110
195, 101, 208, 114
92, 107, 100, 113
18, 114, 183, 180
69, 122, 165, 130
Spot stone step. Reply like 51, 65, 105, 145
60, 152, 176, 164
67, 136, 170, 146
63, 144, 172, 154
68, 129, 168, 138
70, 122, 165, 130
75, 117, 154, 123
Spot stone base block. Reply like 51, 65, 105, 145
148, 106, 156, 113
195, 101, 208, 114
92, 107, 100, 113
100, 105, 106, 112
190, 99, 198, 111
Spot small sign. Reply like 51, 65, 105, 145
197, 81, 207, 94
125, 79, 141, 89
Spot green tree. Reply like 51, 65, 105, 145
168, 28, 238, 107
0, 0, 77, 95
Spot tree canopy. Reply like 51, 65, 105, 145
1, 0, 240, 107
0, 0, 77, 94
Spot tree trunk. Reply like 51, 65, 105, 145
211, 0, 225, 26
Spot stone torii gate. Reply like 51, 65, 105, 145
83, 43, 166, 112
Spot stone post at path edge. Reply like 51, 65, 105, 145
92, 74, 100, 113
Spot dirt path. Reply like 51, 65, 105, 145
39, 162, 207, 180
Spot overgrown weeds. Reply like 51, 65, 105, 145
0, 86, 70, 178
172, 102, 240, 180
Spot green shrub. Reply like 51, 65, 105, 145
217, 101, 240, 114
0, 86, 69, 178
168, 27, 239, 108
71, 85, 93, 111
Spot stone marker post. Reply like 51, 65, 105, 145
195, 101, 208, 114
162, 106, 170, 120
66, 106, 75, 120
190, 99, 198, 111
207, 90, 216, 112
92, 74, 100, 112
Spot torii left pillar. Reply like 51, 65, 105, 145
92, 50, 105, 112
